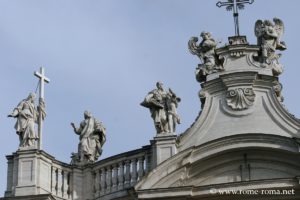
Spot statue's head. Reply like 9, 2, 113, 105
273, 82, 282, 93
200, 32, 211, 40
84, 110, 92, 119
27, 93, 36, 102
264, 20, 273, 27
156, 81, 164, 90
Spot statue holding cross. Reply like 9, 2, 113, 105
8, 67, 50, 149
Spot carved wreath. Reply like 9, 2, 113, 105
226, 88, 255, 110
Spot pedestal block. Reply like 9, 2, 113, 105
151, 133, 177, 168
4, 149, 54, 197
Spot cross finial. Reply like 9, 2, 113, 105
34, 67, 50, 150
216, 0, 254, 36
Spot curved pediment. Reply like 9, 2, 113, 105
177, 71, 300, 151
135, 134, 300, 191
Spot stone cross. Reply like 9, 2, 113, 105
216, 0, 254, 36
34, 67, 50, 149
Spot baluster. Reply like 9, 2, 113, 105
145, 153, 152, 174
118, 161, 124, 190
67, 172, 71, 199
51, 166, 57, 195
57, 168, 62, 197
138, 156, 145, 180
131, 158, 138, 185
94, 170, 100, 197
106, 166, 112, 194
124, 160, 131, 188
63, 170, 68, 198
112, 164, 118, 192
100, 168, 106, 196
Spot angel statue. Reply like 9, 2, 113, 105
188, 31, 223, 82
254, 18, 287, 75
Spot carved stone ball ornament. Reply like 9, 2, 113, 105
226, 88, 255, 110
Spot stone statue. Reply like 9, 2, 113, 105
273, 81, 284, 103
8, 93, 46, 148
141, 82, 181, 134
198, 89, 207, 109
255, 18, 287, 75
166, 88, 181, 133
71, 111, 106, 164
188, 31, 223, 82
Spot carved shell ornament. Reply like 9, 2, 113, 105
226, 88, 255, 110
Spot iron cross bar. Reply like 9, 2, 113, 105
34, 67, 50, 150
216, 0, 254, 36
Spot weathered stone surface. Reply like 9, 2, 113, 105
3, 5, 300, 200
135, 134, 300, 199
7, 93, 46, 149
255, 18, 286, 76
134, 16, 300, 200
0, 194, 55, 200
177, 47, 300, 151
3, 144, 152, 200
188, 32, 223, 82
141, 82, 181, 134
71, 111, 106, 165
151, 133, 177, 168
226, 87, 255, 110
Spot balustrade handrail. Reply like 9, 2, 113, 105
92, 145, 151, 170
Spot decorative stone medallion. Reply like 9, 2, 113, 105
226, 88, 255, 110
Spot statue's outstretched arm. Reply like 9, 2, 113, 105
8, 109, 18, 118
8, 101, 24, 117
71, 122, 80, 135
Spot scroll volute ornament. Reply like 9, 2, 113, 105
226, 88, 255, 110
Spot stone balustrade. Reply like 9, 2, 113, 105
4, 145, 152, 200
4, 150, 73, 199
51, 163, 72, 199
92, 145, 152, 199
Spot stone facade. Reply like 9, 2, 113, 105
2, 9, 300, 200
0, 194, 55, 200
3, 146, 152, 200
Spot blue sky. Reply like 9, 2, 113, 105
1, 0, 300, 195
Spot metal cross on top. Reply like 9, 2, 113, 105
34, 67, 50, 150
216, 0, 254, 36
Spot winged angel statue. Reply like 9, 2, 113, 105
188, 32, 223, 82
254, 18, 286, 75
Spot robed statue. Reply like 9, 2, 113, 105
71, 111, 106, 164
141, 82, 181, 134
8, 93, 46, 148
